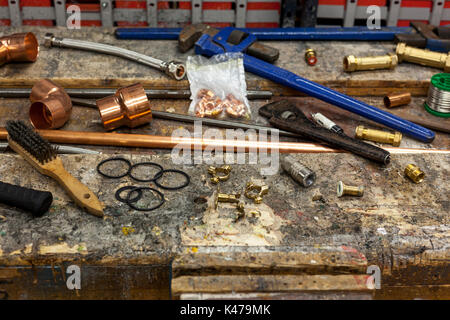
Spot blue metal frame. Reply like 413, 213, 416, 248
115, 27, 414, 41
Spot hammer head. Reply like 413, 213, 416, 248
178, 24, 219, 53
179, 24, 279, 63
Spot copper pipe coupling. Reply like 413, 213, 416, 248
96, 83, 152, 131
0, 32, 39, 66
29, 79, 72, 129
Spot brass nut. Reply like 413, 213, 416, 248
383, 92, 411, 108
355, 125, 402, 147
343, 53, 397, 72
337, 181, 364, 197
245, 182, 269, 204
396, 43, 450, 72
404, 164, 425, 183
215, 190, 241, 209
305, 49, 317, 66
208, 165, 232, 184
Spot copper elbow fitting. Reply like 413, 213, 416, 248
29, 79, 72, 129
0, 32, 39, 66
96, 83, 152, 131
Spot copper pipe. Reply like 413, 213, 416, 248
0, 128, 448, 155
29, 79, 72, 129
0, 32, 39, 66
96, 83, 152, 131
384, 92, 411, 108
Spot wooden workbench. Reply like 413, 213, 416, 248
0, 27, 448, 300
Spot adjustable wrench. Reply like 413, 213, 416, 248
194, 28, 435, 143
44, 33, 186, 80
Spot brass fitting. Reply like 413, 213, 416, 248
215, 191, 241, 209
244, 182, 269, 204
305, 49, 317, 66
29, 79, 72, 129
383, 92, 411, 108
208, 165, 232, 184
396, 43, 450, 72
404, 164, 425, 183
96, 83, 152, 131
343, 53, 397, 72
355, 125, 402, 147
0, 32, 39, 66
337, 181, 364, 197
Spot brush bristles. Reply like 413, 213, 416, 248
6, 120, 58, 164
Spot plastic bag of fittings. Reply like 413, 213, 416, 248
186, 52, 251, 119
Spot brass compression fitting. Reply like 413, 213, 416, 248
396, 43, 450, 72
355, 125, 402, 147
343, 53, 397, 72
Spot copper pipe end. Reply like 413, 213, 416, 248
29, 79, 72, 129
0, 32, 39, 66
384, 92, 412, 108
96, 83, 152, 131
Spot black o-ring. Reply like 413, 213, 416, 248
129, 162, 164, 182
97, 157, 131, 179
126, 187, 165, 211
115, 186, 143, 203
154, 169, 190, 190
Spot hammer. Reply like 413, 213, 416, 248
178, 24, 279, 63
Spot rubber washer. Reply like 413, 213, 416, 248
115, 186, 143, 203
97, 157, 131, 179
129, 162, 164, 182
126, 187, 165, 211
154, 169, 190, 190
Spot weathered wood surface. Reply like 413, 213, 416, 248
0, 27, 448, 299
0, 26, 444, 96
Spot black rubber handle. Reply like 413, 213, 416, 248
0, 181, 53, 217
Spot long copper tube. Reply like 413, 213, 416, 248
0, 128, 448, 155
0, 32, 39, 66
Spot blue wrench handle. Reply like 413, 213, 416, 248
195, 33, 435, 143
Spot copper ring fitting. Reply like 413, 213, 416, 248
0, 32, 39, 66
383, 92, 411, 108
96, 83, 152, 131
29, 79, 72, 129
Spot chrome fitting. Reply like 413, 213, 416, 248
281, 155, 316, 188
337, 181, 364, 197
161, 60, 186, 81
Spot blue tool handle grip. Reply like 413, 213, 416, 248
244, 55, 435, 143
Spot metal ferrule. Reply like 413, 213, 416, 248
29, 79, 72, 129
281, 155, 315, 188
404, 164, 425, 183
311, 112, 344, 134
343, 53, 398, 72
96, 83, 152, 131
0, 32, 39, 66
384, 92, 411, 108
396, 43, 450, 72
355, 125, 402, 147
44, 33, 186, 80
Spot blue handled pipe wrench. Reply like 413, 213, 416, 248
194, 27, 435, 143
